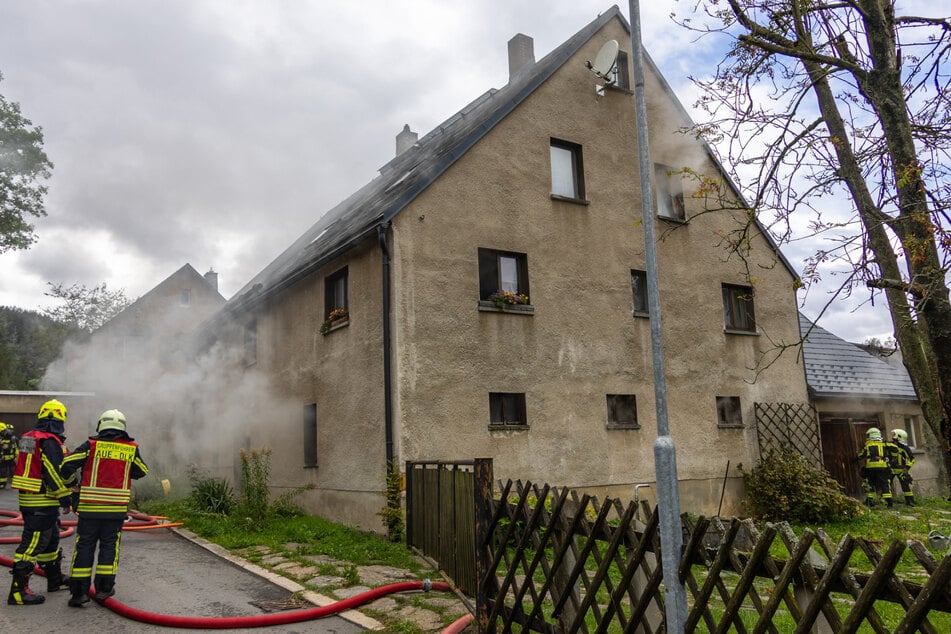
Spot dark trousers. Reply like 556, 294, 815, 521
69, 516, 124, 590
0, 459, 14, 483
891, 469, 914, 499
14, 507, 60, 565
864, 466, 893, 503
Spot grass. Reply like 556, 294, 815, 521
137, 497, 470, 633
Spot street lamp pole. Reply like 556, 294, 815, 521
627, 0, 688, 629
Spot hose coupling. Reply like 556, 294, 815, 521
422, 579, 432, 591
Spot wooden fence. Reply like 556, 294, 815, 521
408, 459, 951, 632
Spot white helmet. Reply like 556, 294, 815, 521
96, 409, 127, 433
892, 429, 908, 443
866, 427, 882, 441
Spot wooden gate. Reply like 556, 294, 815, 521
405, 460, 478, 595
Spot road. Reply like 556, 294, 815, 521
0, 486, 365, 633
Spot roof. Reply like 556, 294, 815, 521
798, 313, 918, 400
220, 5, 798, 318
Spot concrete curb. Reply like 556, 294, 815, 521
171, 526, 384, 631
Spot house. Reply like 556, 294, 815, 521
46, 263, 225, 445
195, 6, 811, 531
799, 313, 940, 498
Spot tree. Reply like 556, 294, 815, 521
676, 2, 951, 489
0, 71, 53, 252
42, 282, 133, 332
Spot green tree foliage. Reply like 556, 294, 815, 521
0, 71, 53, 253
739, 448, 862, 523
0, 306, 76, 389
42, 281, 132, 332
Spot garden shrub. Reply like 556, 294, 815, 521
739, 448, 861, 523
186, 464, 236, 515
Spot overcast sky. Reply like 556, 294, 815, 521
0, 0, 910, 342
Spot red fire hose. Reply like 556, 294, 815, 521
1, 509, 472, 631
0, 554, 458, 629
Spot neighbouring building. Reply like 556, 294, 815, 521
799, 314, 942, 498
196, 7, 811, 531
47, 263, 225, 456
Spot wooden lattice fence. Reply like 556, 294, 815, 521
473, 469, 951, 632
754, 402, 823, 467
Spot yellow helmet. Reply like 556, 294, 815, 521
38, 399, 67, 422
0, 422, 6, 432
892, 429, 908, 443
97, 409, 127, 433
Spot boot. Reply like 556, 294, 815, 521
41, 549, 70, 592
906, 497, 916, 506
67, 579, 90, 608
7, 562, 45, 605
886, 498, 894, 508
93, 575, 115, 603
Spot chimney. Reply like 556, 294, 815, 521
508, 33, 535, 81
204, 268, 218, 292
396, 124, 418, 156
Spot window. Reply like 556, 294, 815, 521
904, 415, 923, 449
324, 267, 348, 319
607, 394, 638, 428
631, 269, 648, 315
489, 393, 527, 426
180, 288, 191, 306
479, 248, 530, 302
655, 163, 685, 220
244, 319, 257, 366
303, 404, 317, 467
722, 284, 756, 332
614, 51, 630, 90
717, 396, 743, 427
550, 139, 585, 200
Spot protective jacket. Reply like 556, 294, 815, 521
61, 429, 148, 518
890, 440, 915, 471
0, 432, 16, 461
858, 439, 889, 469
11, 429, 73, 509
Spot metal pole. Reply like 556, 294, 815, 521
627, 0, 688, 629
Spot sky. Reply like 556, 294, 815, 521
0, 0, 910, 343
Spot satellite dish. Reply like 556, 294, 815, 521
586, 39, 619, 84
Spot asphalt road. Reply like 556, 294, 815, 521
0, 486, 365, 633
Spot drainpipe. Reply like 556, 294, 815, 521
378, 222, 395, 466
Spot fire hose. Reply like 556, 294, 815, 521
0, 510, 182, 543
0, 554, 455, 630
1, 509, 472, 631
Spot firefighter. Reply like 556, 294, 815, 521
7, 399, 75, 606
60, 409, 148, 607
889, 429, 916, 506
857, 427, 893, 507
0, 422, 18, 488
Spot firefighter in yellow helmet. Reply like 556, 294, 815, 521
60, 409, 148, 606
857, 427, 893, 508
8, 399, 76, 606
0, 422, 18, 488
889, 429, 916, 506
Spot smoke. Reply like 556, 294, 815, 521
41, 302, 285, 487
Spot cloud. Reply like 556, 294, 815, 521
0, 0, 895, 344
